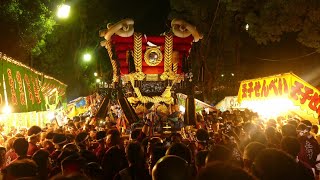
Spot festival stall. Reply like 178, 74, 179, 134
215, 96, 245, 112
0, 53, 67, 130
237, 72, 320, 124
176, 93, 215, 113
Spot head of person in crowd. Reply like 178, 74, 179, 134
197, 162, 256, 180
267, 119, 277, 128
280, 136, 300, 159
195, 129, 209, 150
147, 137, 163, 155
53, 134, 68, 150
250, 130, 267, 144
126, 141, 145, 166
63, 143, 80, 153
101, 146, 128, 179
195, 150, 209, 173
152, 155, 191, 180
297, 123, 309, 137
32, 149, 51, 179
311, 125, 318, 135
243, 122, 257, 137
130, 129, 141, 141
66, 133, 76, 143
96, 131, 106, 144
287, 118, 299, 128
206, 145, 232, 165
210, 117, 219, 132
76, 132, 89, 150
1, 159, 38, 179
265, 126, 281, 147
166, 142, 192, 164
5, 137, 16, 152
170, 132, 183, 143
106, 129, 121, 148
89, 128, 97, 139
83, 162, 103, 180
13, 138, 29, 158
45, 131, 55, 141
252, 148, 298, 180
281, 124, 297, 137
27, 126, 42, 144
148, 145, 166, 175
301, 120, 312, 131
61, 154, 86, 176
42, 140, 55, 154
243, 142, 266, 172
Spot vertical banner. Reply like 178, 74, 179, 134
23, 69, 35, 111
3, 61, 21, 112
30, 72, 42, 111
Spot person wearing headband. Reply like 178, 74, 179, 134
27, 126, 42, 156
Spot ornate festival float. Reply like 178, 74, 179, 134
98, 18, 204, 132
0, 53, 67, 132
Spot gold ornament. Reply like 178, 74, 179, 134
105, 40, 119, 83
163, 34, 173, 73
144, 47, 163, 66
133, 33, 143, 73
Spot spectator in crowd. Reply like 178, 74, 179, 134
13, 138, 29, 161
281, 136, 315, 180
243, 142, 266, 172
195, 150, 208, 173
166, 142, 192, 164
1, 159, 38, 179
198, 162, 256, 180
114, 142, 151, 180
152, 155, 191, 180
101, 146, 128, 179
27, 126, 42, 156
252, 148, 300, 180
32, 149, 51, 179
5, 137, 17, 166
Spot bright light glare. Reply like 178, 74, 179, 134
83, 53, 92, 62
221, 74, 224, 77
57, 4, 70, 19
94, 72, 98, 77
47, 112, 55, 120
179, 105, 186, 113
96, 78, 101, 83
2, 105, 12, 114
245, 24, 249, 31
241, 98, 297, 120
231, 73, 235, 76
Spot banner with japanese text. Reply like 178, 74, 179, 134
3, 60, 28, 112
238, 73, 320, 119
1, 53, 66, 113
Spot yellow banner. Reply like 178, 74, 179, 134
238, 73, 320, 119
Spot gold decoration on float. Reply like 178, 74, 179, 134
133, 33, 145, 80
144, 47, 163, 66
163, 34, 173, 73
105, 40, 119, 83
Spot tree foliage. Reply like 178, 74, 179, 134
0, 0, 62, 57
224, 0, 320, 50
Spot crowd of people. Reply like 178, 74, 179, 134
0, 108, 319, 180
